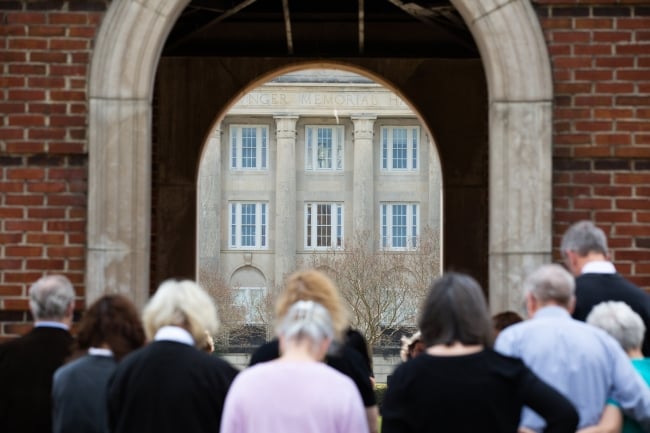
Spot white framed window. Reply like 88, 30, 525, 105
305, 125, 344, 171
229, 202, 268, 249
305, 203, 344, 249
233, 287, 267, 324
230, 125, 268, 170
380, 203, 419, 250
381, 126, 419, 171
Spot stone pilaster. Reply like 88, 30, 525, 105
197, 126, 222, 284
273, 115, 299, 284
351, 115, 377, 250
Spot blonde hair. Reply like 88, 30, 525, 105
275, 269, 348, 339
143, 279, 219, 347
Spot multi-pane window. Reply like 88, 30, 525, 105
381, 127, 419, 171
305, 203, 344, 249
380, 203, 419, 249
230, 125, 268, 170
233, 287, 267, 324
305, 126, 344, 171
229, 202, 268, 249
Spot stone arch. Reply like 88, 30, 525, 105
229, 265, 267, 289
196, 64, 445, 295
88, 0, 552, 312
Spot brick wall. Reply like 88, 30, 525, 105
535, 1, 650, 290
0, 2, 108, 341
1, 0, 649, 340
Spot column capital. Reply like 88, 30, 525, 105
351, 115, 377, 140
273, 115, 299, 139
350, 114, 378, 121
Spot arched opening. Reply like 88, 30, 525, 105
196, 68, 444, 362
87, 0, 552, 316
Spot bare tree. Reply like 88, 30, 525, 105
303, 228, 441, 348
198, 268, 274, 348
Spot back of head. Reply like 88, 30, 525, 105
525, 264, 575, 307
277, 300, 334, 347
561, 220, 608, 257
276, 269, 348, 338
143, 279, 219, 345
587, 301, 645, 353
29, 274, 75, 321
77, 294, 146, 361
492, 311, 524, 333
418, 272, 492, 347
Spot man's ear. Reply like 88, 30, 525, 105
525, 293, 537, 318
567, 296, 576, 314
564, 249, 576, 274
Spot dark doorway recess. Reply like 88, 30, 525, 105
151, 0, 488, 296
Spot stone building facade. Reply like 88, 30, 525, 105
198, 72, 442, 315
0, 0, 649, 344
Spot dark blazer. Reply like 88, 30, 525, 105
0, 326, 73, 433
107, 341, 238, 433
52, 354, 117, 433
573, 272, 650, 356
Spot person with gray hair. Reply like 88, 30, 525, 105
588, 301, 650, 433
0, 274, 76, 433
382, 272, 578, 433
495, 264, 650, 432
107, 279, 238, 433
561, 220, 650, 356
221, 300, 368, 433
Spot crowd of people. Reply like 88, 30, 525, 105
1, 219, 650, 433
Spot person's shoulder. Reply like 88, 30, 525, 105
577, 272, 644, 294
0, 329, 45, 356
0, 335, 23, 353
54, 354, 89, 379
312, 360, 359, 389
484, 347, 526, 366
199, 351, 240, 379
249, 339, 280, 365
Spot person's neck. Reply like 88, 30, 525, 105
35, 318, 71, 329
576, 252, 608, 273
426, 342, 483, 356
280, 344, 319, 362
628, 348, 644, 359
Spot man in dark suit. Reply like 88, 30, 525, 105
562, 220, 650, 355
0, 275, 75, 433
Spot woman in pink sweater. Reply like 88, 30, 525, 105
220, 300, 368, 433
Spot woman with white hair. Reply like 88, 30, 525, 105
220, 300, 368, 433
107, 280, 238, 433
587, 301, 650, 433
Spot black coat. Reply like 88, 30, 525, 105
573, 272, 650, 356
0, 326, 74, 433
107, 341, 238, 433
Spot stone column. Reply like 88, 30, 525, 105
351, 115, 376, 250
489, 101, 552, 314
197, 125, 222, 285
273, 115, 299, 285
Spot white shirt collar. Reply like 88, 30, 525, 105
34, 321, 69, 331
154, 326, 195, 346
582, 260, 616, 274
88, 347, 114, 357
